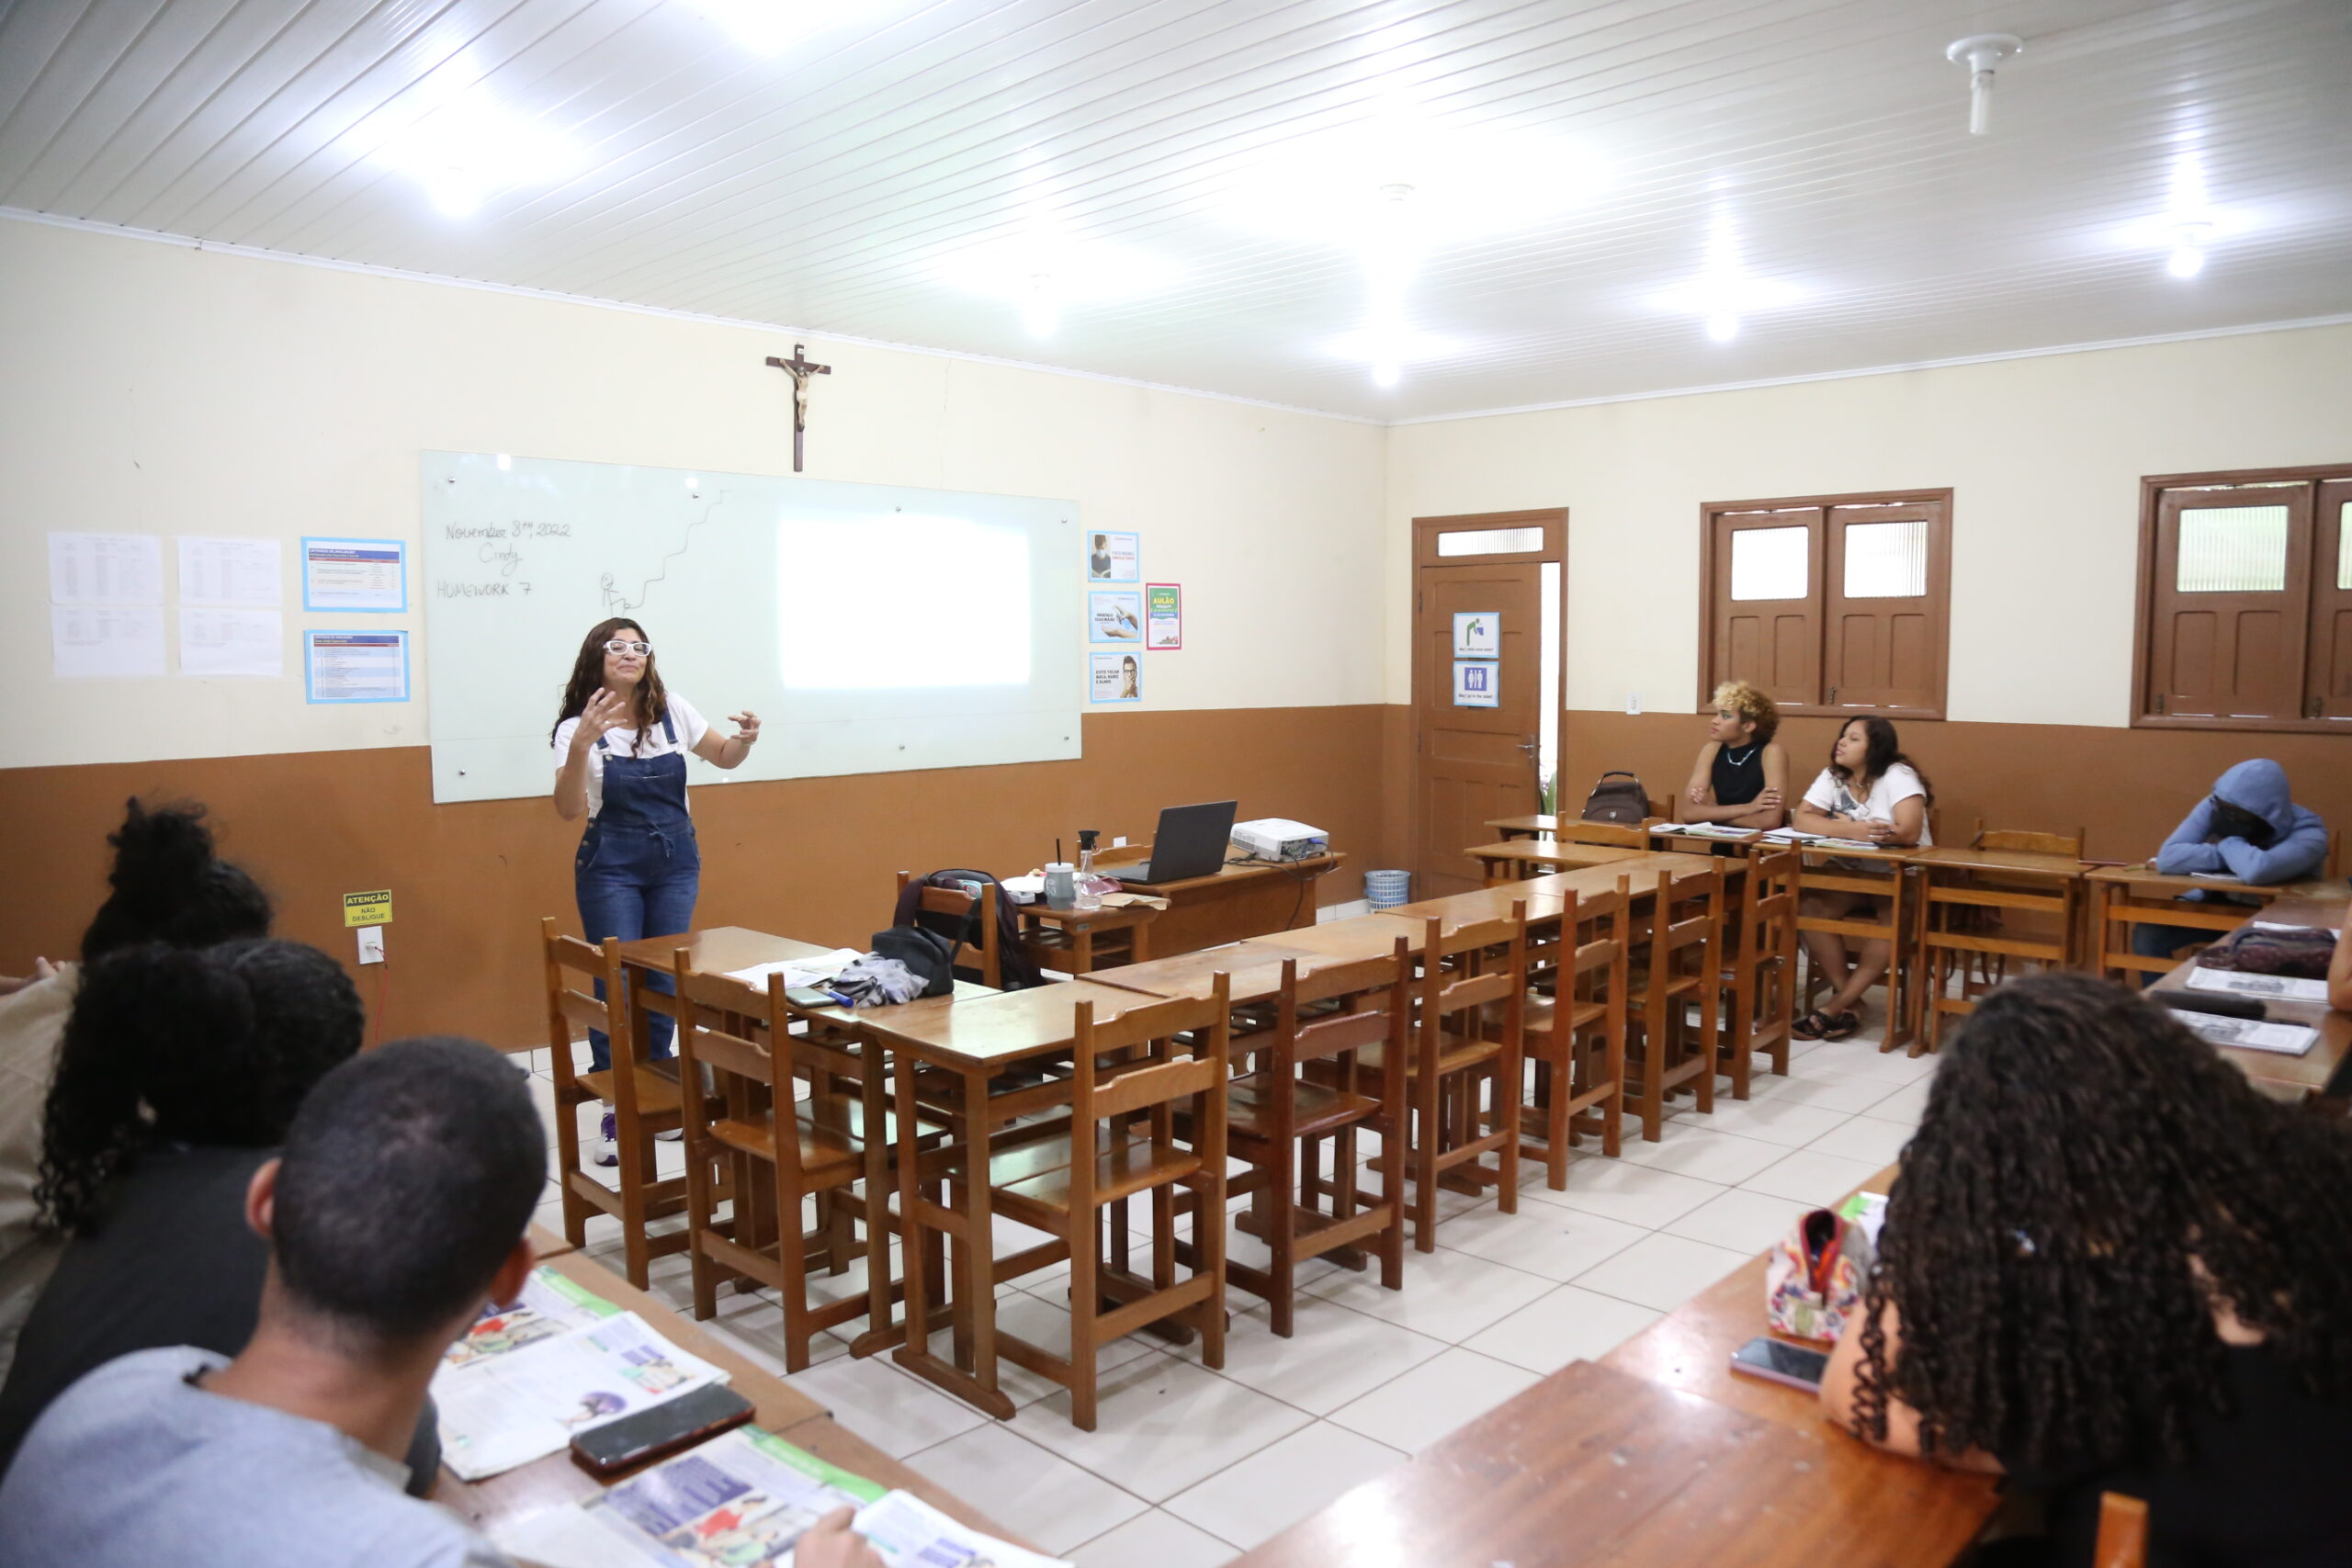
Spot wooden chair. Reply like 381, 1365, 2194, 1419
1559, 818, 1652, 850
1721, 849, 1800, 1098
1920, 827, 2086, 1052
1223, 943, 1409, 1337
673, 962, 888, 1371
988, 983, 1231, 1429
1514, 881, 1631, 1182
539, 917, 691, 1289
894, 870, 1002, 987
1796, 854, 1914, 1051
1398, 908, 1529, 1250
2095, 1493, 2148, 1568
1624, 866, 1724, 1141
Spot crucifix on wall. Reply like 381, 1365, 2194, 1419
764, 344, 831, 472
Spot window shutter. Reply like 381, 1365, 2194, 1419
1820, 501, 1948, 715
2146, 484, 2312, 722
1710, 509, 1822, 706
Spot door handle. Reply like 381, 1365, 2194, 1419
1518, 738, 1540, 758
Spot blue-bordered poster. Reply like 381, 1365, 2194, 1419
301, 537, 407, 613
1453, 660, 1498, 707
1090, 650, 1141, 704
1088, 590, 1144, 645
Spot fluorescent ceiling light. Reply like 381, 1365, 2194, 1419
1654, 209, 1802, 344
935, 233, 1177, 337
684, 0, 896, 55
378, 97, 576, 217
1329, 325, 1460, 389
1214, 115, 1604, 251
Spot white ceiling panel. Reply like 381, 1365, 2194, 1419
3, 0, 2346, 419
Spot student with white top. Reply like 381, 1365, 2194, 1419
1789, 715, 1933, 1042
551, 620, 759, 1160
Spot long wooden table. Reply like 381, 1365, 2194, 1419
1235, 1161, 1997, 1568
2146, 893, 2350, 1100
2087, 864, 2350, 983
436, 1248, 1028, 1548
1072, 845, 1345, 957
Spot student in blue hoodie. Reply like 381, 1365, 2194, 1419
2135, 759, 2329, 961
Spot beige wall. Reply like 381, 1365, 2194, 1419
1385, 321, 2352, 727
0, 216, 1386, 773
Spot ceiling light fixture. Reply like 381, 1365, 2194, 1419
1944, 34, 2023, 136
1329, 324, 1458, 390
378, 97, 576, 217
2166, 220, 2215, 279
1655, 210, 1801, 344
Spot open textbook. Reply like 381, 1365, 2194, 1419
493, 1427, 1069, 1568
435, 1269, 729, 1480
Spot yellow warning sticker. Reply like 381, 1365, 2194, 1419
343, 890, 393, 927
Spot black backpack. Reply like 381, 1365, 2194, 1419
887, 868, 1046, 990
868, 926, 957, 998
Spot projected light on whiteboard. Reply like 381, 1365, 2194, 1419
780, 513, 1032, 688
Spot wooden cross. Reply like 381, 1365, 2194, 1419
764, 344, 831, 472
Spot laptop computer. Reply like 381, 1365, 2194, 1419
1106, 800, 1238, 885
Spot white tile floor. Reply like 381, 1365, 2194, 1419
520, 1012, 1938, 1566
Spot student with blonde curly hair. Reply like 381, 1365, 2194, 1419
1674, 680, 1790, 829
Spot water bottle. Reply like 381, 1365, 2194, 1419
1074, 829, 1102, 911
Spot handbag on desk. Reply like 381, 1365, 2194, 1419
1581, 771, 1650, 825
1765, 1206, 1875, 1345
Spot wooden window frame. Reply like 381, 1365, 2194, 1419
1695, 488, 1952, 721
2131, 462, 2352, 734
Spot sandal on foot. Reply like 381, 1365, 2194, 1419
1792, 1010, 1835, 1041
1822, 1010, 1863, 1042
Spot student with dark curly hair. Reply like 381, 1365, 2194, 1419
0, 799, 272, 1381
0, 940, 443, 1494
1821, 972, 2352, 1563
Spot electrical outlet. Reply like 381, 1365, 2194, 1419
356, 926, 385, 965
1626, 691, 1643, 716
1112, 836, 1128, 848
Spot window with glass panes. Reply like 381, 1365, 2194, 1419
2135, 467, 2352, 730
1699, 491, 1951, 719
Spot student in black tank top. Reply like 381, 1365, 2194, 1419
1821, 975, 2352, 1566
1675, 680, 1789, 829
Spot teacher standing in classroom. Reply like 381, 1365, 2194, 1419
552, 618, 758, 1158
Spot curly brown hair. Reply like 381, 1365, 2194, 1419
1709, 680, 1781, 745
1851, 972, 2352, 1473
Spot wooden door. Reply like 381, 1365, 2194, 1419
2146, 484, 2312, 719
2305, 479, 2352, 722
1414, 561, 1544, 895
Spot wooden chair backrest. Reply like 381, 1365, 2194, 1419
539, 916, 625, 1093
1065, 982, 1232, 1202
1277, 941, 1411, 1067
894, 871, 1001, 988
1418, 908, 1529, 1043
1561, 885, 1629, 980
1971, 820, 2086, 858
673, 959, 784, 1100
1655, 865, 1723, 958
1561, 819, 1649, 850
2093, 1493, 2148, 1568
1748, 848, 1801, 929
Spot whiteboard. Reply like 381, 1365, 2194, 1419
421, 452, 1082, 804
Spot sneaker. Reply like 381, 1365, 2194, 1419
654, 1128, 683, 1143
595, 1110, 618, 1168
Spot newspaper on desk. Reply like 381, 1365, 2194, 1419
435, 1308, 731, 1480
722, 949, 867, 991
2171, 1009, 2319, 1056
492, 1427, 1069, 1568
443, 1266, 622, 1371
2184, 966, 2330, 1005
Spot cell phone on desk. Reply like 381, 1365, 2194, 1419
784, 985, 848, 1010
569, 1384, 754, 1477
1729, 1336, 1829, 1392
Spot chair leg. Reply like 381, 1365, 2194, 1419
618, 1111, 652, 1291
1196, 1177, 1227, 1371
1412, 1074, 1440, 1252
1544, 1037, 1570, 1190
684, 1139, 718, 1322
1068, 1208, 1101, 1432
1497, 1050, 1521, 1213
1268, 1133, 1296, 1337
779, 1170, 814, 1374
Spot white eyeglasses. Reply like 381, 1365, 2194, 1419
603, 640, 651, 656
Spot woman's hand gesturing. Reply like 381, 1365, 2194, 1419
573, 688, 631, 749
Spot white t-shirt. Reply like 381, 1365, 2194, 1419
1802, 762, 1933, 846
551, 696, 709, 820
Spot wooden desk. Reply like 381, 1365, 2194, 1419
2088, 865, 2351, 984
526, 1223, 578, 1260
2149, 895, 2351, 1100
436, 1249, 1029, 1551
1088, 939, 1327, 1007
1646, 823, 1765, 851
1068, 846, 1343, 959
438, 1248, 831, 1534
1017, 899, 1159, 974
615, 924, 840, 981
860, 979, 1162, 1416
1486, 812, 1564, 841
1463, 838, 1649, 884
1228, 1359, 1992, 1568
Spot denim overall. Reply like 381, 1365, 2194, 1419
574, 708, 698, 1070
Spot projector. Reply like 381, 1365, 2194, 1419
1232, 818, 1329, 862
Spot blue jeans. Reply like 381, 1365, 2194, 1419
575, 838, 698, 1072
